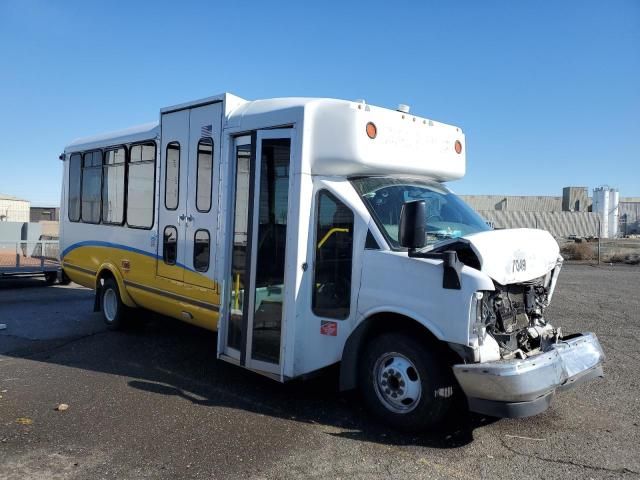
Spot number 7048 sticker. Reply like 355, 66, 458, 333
512, 258, 527, 272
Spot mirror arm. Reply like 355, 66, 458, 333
407, 249, 462, 290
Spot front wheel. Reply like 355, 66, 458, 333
359, 333, 455, 431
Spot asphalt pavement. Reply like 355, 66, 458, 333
0, 264, 639, 479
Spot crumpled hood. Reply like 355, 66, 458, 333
463, 228, 561, 285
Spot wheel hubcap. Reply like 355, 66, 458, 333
103, 288, 118, 322
373, 352, 422, 414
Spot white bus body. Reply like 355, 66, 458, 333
60, 93, 603, 430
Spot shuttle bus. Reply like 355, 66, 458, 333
60, 93, 604, 430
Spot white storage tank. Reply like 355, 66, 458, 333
593, 186, 620, 238
593, 187, 610, 238
608, 188, 619, 238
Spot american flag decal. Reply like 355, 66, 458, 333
201, 124, 213, 137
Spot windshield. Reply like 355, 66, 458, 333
351, 177, 491, 249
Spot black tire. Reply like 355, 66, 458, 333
44, 271, 57, 285
359, 333, 455, 431
100, 277, 128, 330
59, 270, 71, 285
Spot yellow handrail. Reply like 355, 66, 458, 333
234, 273, 240, 309
317, 228, 349, 249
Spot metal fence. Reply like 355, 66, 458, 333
0, 240, 60, 274
558, 238, 640, 264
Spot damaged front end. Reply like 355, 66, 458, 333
477, 267, 561, 361
453, 260, 605, 418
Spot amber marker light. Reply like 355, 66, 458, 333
455, 140, 463, 154
366, 122, 377, 139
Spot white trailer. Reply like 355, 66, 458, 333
59, 93, 604, 430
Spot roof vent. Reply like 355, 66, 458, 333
397, 104, 410, 113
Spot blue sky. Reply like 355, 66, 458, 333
0, 0, 638, 205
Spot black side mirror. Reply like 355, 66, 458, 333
399, 200, 426, 250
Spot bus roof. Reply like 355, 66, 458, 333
65, 122, 159, 152
64, 94, 466, 182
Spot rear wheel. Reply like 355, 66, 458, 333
44, 271, 57, 285
101, 278, 128, 330
359, 333, 455, 431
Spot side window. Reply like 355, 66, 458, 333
81, 150, 102, 223
127, 143, 155, 228
163, 226, 178, 265
196, 138, 213, 212
312, 190, 354, 320
102, 147, 126, 224
165, 142, 180, 210
68, 153, 82, 222
193, 229, 210, 272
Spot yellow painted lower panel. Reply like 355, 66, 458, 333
62, 244, 220, 331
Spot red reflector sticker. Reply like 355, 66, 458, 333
320, 320, 338, 336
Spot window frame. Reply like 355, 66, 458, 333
195, 137, 214, 213
311, 189, 355, 320
80, 149, 103, 224
193, 228, 210, 272
101, 144, 128, 226
68, 152, 83, 222
126, 140, 157, 230
164, 141, 181, 211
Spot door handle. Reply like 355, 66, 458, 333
186, 214, 194, 223
178, 213, 186, 224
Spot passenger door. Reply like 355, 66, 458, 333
158, 109, 189, 282
183, 104, 222, 290
221, 129, 294, 377
158, 102, 222, 287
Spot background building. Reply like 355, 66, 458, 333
620, 197, 640, 236
562, 186, 589, 212
461, 186, 640, 238
30, 206, 60, 222
0, 193, 30, 222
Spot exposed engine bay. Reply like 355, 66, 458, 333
478, 274, 562, 360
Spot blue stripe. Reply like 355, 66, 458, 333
61, 240, 196, 272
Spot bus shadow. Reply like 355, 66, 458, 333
8, 308, 496, 449
0, 276, 53, 289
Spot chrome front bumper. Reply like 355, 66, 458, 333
453, 332, 605, 418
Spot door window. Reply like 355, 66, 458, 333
163, 226, 178, 265
228, 142, 252, 351
196, 138, 213, 212
313, 191, 354, 319
193, 229, 210, 272
251, 138, 291, 363
165, 142, 180, 210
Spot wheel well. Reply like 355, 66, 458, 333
96, 269, 115, 288
339, 312, 463, 391
359, 312, 440, 346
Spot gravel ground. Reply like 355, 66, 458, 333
0, 264, 639, 479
